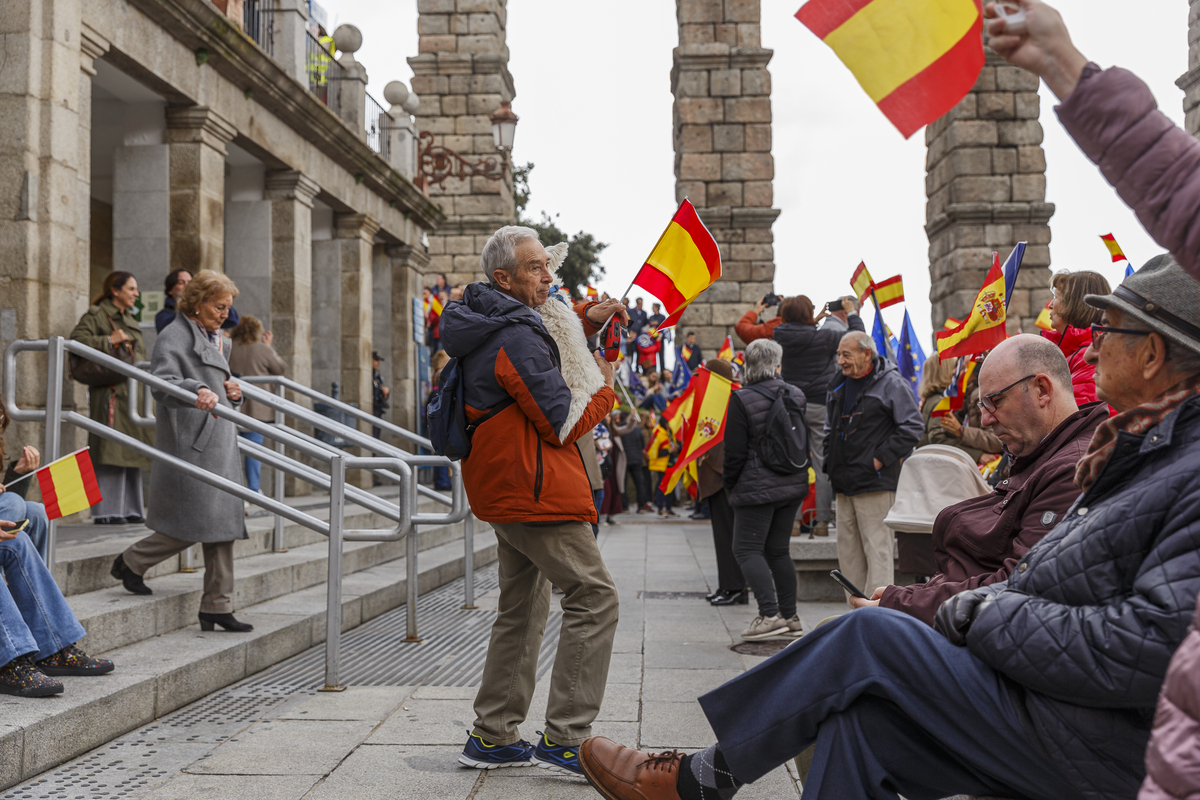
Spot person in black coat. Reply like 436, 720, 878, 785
723, 339, 808, 642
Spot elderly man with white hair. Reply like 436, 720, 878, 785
825, 331, 923, 604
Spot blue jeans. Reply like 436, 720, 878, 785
239, 431, 264, 493
0, 492, 50, 562
0, 531, 85, 666
698, 609, 1088, 800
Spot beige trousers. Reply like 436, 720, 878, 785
472, 519, 619, 747
123, 533, 235, 614
835, 491, 896, 607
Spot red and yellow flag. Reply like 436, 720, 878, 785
931, 358, 977, 418
680, 343, 693, 363
1035, 300, 1054, 331
586, 285, 599, 300
34, 448, 103, 520
661, 369, 736, 493
935, 252, 1007, 360
873, 275, 905, 308
633, 200, 722, 330
850, 261, 875, 305
796, 0, 985, 138
1100, 233, 1126, 263
716, 335, 735, 362
943, 316, 962, 330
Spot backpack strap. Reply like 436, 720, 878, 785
465, 396, 514, 433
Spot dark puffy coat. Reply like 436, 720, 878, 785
1140, 588, 1200, 800
824, 356, 923, 496
774, 313, 865, 405
723, 378, 808, 508
966, 396, 1200, 800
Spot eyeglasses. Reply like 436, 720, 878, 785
978, 374, 1036, 414
1090, 323, 1152, 347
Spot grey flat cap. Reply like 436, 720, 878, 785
1085, 254, 1200, 356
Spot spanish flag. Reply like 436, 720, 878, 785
1100, 233, 1126, 263
943, 316, 962, 330
661, 368, 736, 493
586, 285, 599, 300
935, 251, 1007, 360
850, 261, 874, 305
796, 0, 985, 139
873, 275, 905, 308
717, 335, 734, 362
1035, 300, 1054, 331
633, 200, 722, 330
34, 448, 103, 520
680, 343, 693, 363
931, 358, 977, 418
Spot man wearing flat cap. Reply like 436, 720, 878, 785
575, 257, 1200, 800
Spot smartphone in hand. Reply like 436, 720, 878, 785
830, 569, 869, 600
1, 519, 30, 536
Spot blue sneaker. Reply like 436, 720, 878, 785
531, 731, 584, 776
458, 732, 534, 769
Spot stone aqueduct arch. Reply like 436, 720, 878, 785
410, 1, 1199, 344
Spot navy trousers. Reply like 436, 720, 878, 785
697, 609, 1087, 800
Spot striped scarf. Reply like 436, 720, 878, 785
1075, 373, 1200, 492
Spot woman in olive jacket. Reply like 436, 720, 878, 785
68, 271, 155, 524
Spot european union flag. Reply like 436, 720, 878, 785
898, 310, 926, 400
669, 353, 692, 399
628, 364, 647, 401
871, 296, 897, 364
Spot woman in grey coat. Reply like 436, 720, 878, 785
110, 271, 253, 633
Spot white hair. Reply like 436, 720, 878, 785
481, 225, 541, 284
842, 331, 876, 357
744, 338, 783, 384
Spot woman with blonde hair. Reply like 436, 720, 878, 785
228, 314, 286, 498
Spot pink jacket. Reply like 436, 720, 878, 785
1140, 589, 1200, 799
1056, 64, 1200, 279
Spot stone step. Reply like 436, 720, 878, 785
0, 528, 499, 792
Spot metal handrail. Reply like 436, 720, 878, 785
4, 337, 477, 687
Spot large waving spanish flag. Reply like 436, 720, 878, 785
796, 0, 985, 138
935, 252, 1007, 360
633, 200, 721, 330
661, 368, 736, 494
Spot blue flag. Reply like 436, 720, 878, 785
897, 310, 926, 400
1002, 242, 1027, 309
628, 364, 646, 401
669, 353, 692, 399
871, 296, 897, 363
1125, 262, 1135, 278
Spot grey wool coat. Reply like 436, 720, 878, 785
145, 313, 248, 543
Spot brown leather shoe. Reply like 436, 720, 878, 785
579, 737, 683, 800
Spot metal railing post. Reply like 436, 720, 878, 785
179, 547, 196, 573
42, 337, 64, 569
405, 472, 421, 642
321, 453, 346, 691
273, 384, 286, 552
462, 512, 476, 610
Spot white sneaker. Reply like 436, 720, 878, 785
741, 615, 789, 641
781, 614, 804, 638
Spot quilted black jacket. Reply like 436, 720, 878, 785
965, 395, 1200, 800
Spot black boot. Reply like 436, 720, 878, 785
198, 612, 253, 632
110, 554, 152, 595
709, 588, 750, 606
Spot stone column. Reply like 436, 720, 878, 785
1181, 0, 1200, 136
274, 0, 310, 86
265, 170, 319, 392
332, 25, 368, 138
409, 0, 517, 286
334, 213, 381, 414
165, 106, 236, 274
925, 52, 1054, 334
671, 0, 782, 352
389, 244, 431, 437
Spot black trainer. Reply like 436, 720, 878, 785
0, 656, 64, 697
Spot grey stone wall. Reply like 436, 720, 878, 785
1182, 0, 1200, 136
925, 52, 1054, 335
408, 0, 517, 287
671, 0, 781, 351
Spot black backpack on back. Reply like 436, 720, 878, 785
747, 384, 810, 475
427, 356, 512, 461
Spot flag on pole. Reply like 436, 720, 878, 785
34, 448, 103, 521
717, 335, 735, 362
1035, 300, 1054, 331
943, 316, 962, 330
931, 358, 977, 418
632, 200, 722, 330
586, 285, 598, 300
850, 261, 875, 305
661, 368, 736, 493
873, 275, 905, 308
1001, 242, 1027, 308
668, 355, 693, 399
1125, 263, 1135, 279
627, 366, 647, 402
680, 343, 693, 363
935, 252, 1007, 360
870, 296, 897, 363
795, 0, 985, 138
1100, 233, 1127, 263
897, 310, 925, 399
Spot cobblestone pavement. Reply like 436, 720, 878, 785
3, 516, 846, 800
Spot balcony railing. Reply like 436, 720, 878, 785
306, 31, 345, 116
366, 91, 391, 161
243, 0, 275, 57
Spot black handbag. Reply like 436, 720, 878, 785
69, 313, 137, 388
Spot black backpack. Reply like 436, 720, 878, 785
747, 384, 810, 475
426, 356, 512, 461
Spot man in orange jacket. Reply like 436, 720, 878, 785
440, 225, 625, 777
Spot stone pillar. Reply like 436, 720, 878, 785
670, 0, 782, 352
334, 213, 380, 413
265, 170, 319, 392
332, 25, 368, 138
925, 52, 1054, 334
1180, 0, 1200, 136
112, 143, 170, 294
274, 0, 310, 86
165, 106, 236, 274
409, 0, 517, 286
384, 81, 420, 180
389, 244, 431, 437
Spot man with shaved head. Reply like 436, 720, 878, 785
848, 334, 1109, 624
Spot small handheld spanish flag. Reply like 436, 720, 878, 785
586, 285, 598, 300
717, 335, 735, 362
873, 275, 905, 309
632, 200, 722, 331
850, 261, 875, 305
1035, 300, 1054, 331
18, 448, 104, 521
1100, 233, 1127, 263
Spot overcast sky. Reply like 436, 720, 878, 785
327, 0, 1189, 349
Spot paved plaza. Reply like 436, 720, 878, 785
2, 517, 845, 800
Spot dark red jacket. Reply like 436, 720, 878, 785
880, 402, 1108, 626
